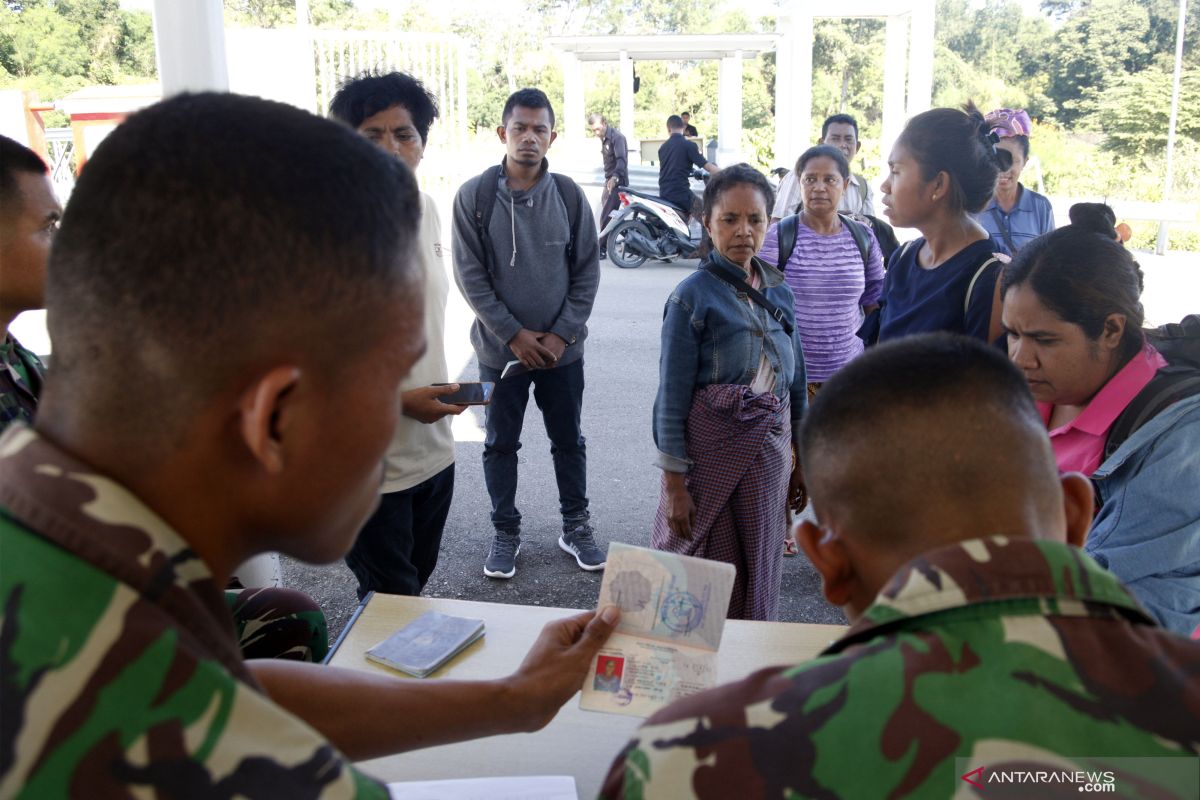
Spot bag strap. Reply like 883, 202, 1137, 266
964, 255, 1001, 319
776, 213, 798, 272
989, 207, 1018, 255
703, 261, 794, 336
777, 212, 870, 273
837, 212, 871, 271
473, 164, 503, 275
551, 173, 581, 267
1103, 367, 1200, 460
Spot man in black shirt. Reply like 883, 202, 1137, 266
657, 115, 717, 222
588, 113, 628, 251
680, 111, 698, 138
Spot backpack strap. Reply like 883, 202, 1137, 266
964, 255, 1002, 319
776, 213, 798, 272
702, 261, 794, 336
551, 172, 582, 267
1103, 367, 1200, 460
837, 212, 871, 271
473, 164, 503, 275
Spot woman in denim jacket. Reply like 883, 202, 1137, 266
1001, 203, 1200, 636
651, 164, 808, 621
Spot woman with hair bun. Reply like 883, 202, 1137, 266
976, 108, 1055, 257
1001, 202, 1200, 636
870, 102, 1009, 344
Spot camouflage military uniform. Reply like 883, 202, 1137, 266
0, 338, 329, 664
0, 425, 387, 798
0, 334, 44, 433
601, 536, 1200, 799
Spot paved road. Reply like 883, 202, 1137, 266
283, 255, 846, 640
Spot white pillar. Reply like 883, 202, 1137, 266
152, 0, 229, 95
908, 1, 935, 119
774, 10, 794, 168
881, 13, 909, 179
716, 52, 743, 166
783, 10, 814, 167
561, 51, 584, 144
619, 51, 638, 164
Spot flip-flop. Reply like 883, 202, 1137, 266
783, 538, 798, 557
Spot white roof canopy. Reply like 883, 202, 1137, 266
546, 34, 778, 62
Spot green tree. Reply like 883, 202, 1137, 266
1046, 0, 1151, 127
1096, 62, 1200, 157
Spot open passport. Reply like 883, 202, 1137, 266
580, 543, 735, 717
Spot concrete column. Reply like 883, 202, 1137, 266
561, 51, 584, 144
881, 13, 909, 179
907, 0, 935, 118
781, 10, 814, 166
619, 51, 638, 164
716, 52, 743, 166
152, 0, 229, 95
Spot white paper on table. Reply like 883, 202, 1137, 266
581, 543, 735, 718
387, 775, 576, 800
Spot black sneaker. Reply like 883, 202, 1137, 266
558, 523, 606, 571
484, 531, 521, 579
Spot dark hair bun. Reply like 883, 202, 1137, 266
1068, 203, 1118, 239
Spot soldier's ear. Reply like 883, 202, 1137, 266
1060, 472, 1094, 548
236, 365, 302, 475
796, 519, 856, 607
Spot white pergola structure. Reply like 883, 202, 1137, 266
776, 0, 934, 173
547, 34, 779, 167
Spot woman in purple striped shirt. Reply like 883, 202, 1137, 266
758, 145, 885, 392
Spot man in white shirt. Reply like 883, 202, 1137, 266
330, 72, 467, 598
772, 113, 875, 222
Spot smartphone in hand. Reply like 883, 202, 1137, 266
434, 382, 495, 405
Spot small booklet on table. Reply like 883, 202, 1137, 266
366, 611, 485, 678
580, 542, 735, 718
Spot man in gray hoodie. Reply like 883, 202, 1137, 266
452, 88, 604, 580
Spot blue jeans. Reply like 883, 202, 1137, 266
479, 358, 589, 533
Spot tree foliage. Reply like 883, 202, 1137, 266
0, 0, 156, 119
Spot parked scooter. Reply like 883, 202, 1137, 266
598, 170, 708, 268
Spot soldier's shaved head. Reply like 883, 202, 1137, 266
797, 334, 1091, 614
41, 92, 421, 461
34, 92, 429, 575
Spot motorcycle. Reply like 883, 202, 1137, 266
598, 170, 708, 269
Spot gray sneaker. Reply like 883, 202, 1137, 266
484, 531, 521, 579
558, 523, 606, 571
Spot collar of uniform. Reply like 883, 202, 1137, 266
984, 182, 1034, 215
0, 424, 252, 681
825, 536, 1154, 655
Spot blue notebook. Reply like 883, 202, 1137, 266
365, 611, 485, 678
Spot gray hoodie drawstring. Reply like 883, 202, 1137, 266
510, 194, 517, 267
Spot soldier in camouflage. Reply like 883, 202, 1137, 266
0, 92, 618, 798
0, 135, 58, 432
0, 134, 328, 665
601, 334, 1200, 799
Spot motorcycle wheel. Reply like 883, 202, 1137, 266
607, 219, 651, 269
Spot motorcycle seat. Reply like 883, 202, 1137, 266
618, 187, 691, 216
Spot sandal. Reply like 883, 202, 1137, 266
783, 538, 798, 557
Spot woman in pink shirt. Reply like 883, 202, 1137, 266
1000, 203, 1200, 636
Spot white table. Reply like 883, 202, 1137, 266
328, 595, 846, 798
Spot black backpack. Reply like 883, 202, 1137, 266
1103, 314, 1200, 460
776, 212, 872, 274
471, 164, 582, 275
